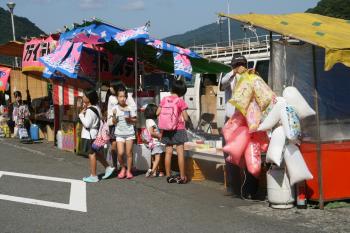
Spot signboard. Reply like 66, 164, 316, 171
0, 66, 11, 91
22, 36, 57, 72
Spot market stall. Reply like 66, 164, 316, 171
220, 12, 350, 208
38, 19, 230, 161
19, 35, 59, 142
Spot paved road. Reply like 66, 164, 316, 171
0, 139, 347, 233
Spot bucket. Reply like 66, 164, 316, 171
30, 124, 39, 141
267, 166, 295, 209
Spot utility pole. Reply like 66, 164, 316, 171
7, 1, 18, 67
227, 0, 231, 46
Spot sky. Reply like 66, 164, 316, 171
0, 0, 320, 38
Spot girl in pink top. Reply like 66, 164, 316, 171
157, 79, 189, 184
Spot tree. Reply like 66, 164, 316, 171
306, 0, 350, 20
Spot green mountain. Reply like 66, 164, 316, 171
306, 0, 350, 19
0, 7, 45, 65
163, 20, 267, 47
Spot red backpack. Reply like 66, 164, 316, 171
158, 97, 181, 131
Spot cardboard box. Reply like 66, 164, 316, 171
205, 85, 218, 96
46, 124, 54, 142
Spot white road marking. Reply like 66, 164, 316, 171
0, 141, 46, 156
0, 171, 87, 212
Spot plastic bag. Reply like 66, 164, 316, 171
246, 100, 262, 132
228, 73, 254, 116
222, 111, 246, 143
258, 97, 286, 131
282, 86, 315, 119
251, 131, 270, 153
253, 75, 276, 111
284, 143, 313, 185
244, 140, 262, 178
266, 126, 286, 166
280, 105, 301, 141
261, 95, 277, 122
223, 126, 250, 166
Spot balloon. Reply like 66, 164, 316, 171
223, 126, 250, 166
244, 140, 262, 178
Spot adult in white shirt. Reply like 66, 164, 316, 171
219, 54, 248, 196
79, 89, 115, 183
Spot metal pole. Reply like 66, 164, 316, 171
227, 0, 231, 45
134, 41, 138, 109
269, 32, 274, 89
312, 45, 324, 210
10, 11, 16, 41
97, 48, 101, 107
8, 3, 18, 67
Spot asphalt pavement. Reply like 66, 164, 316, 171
0, 138, 348, 233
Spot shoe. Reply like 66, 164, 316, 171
118, 168, 126, 179
102, 166, 115, 179
158, 172, 165, 177
83, 175, 99, 183
126, 171, 133, 179
175, 176, 187, 184
145, 169, 153, 178
166, 175, 177, 183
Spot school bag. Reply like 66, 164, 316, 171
86, 106, 110, 151
158, 97, 181, 131
141, 128, 155, 149
92, 120, 110, 151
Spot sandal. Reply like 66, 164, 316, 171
175, 176, 188, 184
166, 175, 177, 183
117, 168, 126, 179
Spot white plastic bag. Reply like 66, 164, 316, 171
282, 86, 315, 119
284, 144, 313, 185
266, 126, 286, 166
280, 105, 301, 140
258, 97, 286, 131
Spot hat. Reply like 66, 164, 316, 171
230, 54, 247, 68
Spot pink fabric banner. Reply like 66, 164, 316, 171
0, 66, 11, 91
22, 36, 57, 72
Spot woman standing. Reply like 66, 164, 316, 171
79, 89, 115, 183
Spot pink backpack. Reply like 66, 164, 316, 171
92, 120, 110, 150
141, 128, 155, 149
158, 97, 181, 131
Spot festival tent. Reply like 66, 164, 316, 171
39, 19, 231, 81
0, 41, 24, 57
219, 13, 350, 71
220, 12, 350, 209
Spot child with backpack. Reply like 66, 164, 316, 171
79, 89, 115, 183
143, 104, 164, 177
112, 85, 137, 179
157, 79, 189, 184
